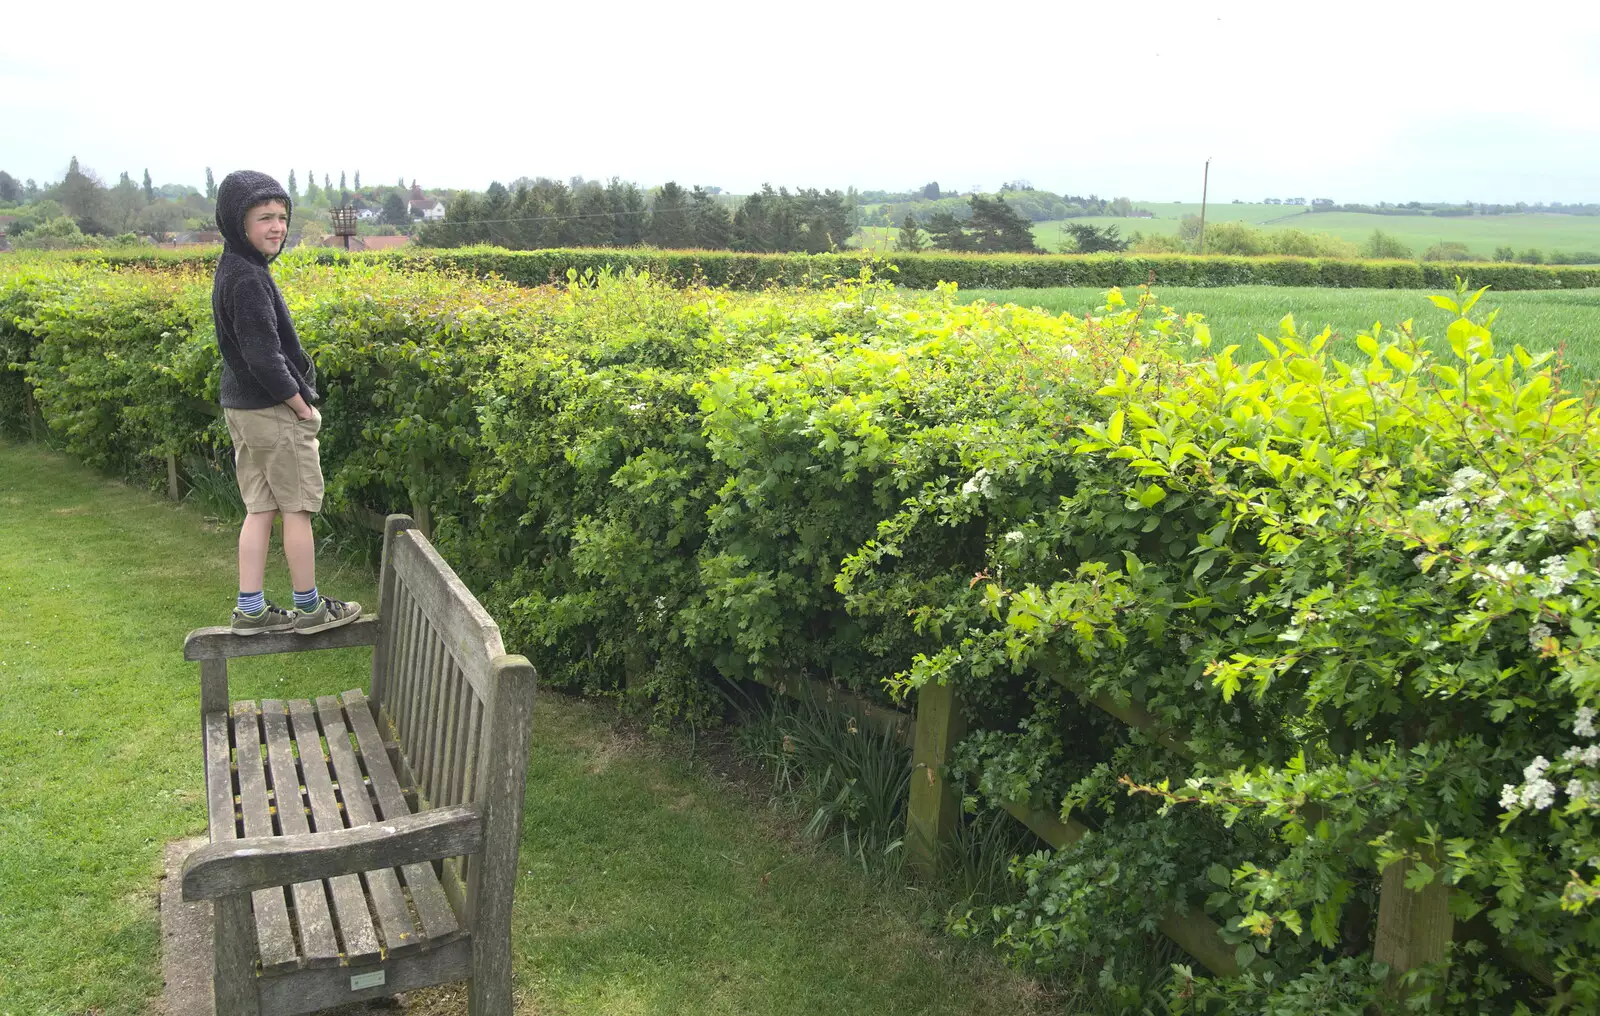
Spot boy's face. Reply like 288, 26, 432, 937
244, 201, 288, 257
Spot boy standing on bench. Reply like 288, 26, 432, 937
212, 170, 360, 636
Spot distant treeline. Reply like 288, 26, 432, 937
856, 182, 1145, 227
419, 179, 856, 254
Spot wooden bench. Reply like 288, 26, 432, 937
180, 515, 537, 1016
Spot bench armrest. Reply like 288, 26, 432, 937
182, 805, 482, 901
183, 615, 382, 661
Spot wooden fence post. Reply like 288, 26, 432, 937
1374, 846, 1453, 993
907, 680, 964, 878
166, 453, 181, 501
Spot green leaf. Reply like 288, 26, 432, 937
1208, 863, 1231, 887
1461, 284, 1490, 315
1382, 346, 1414, 374
1427, 294, 1459, 313
1403, 862, 1436, 891
1234, 942, 1257, 970
1106, 410, 1124, 444
1136, 484, 1167, 508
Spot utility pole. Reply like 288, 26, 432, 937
1198, 157, 1212, 254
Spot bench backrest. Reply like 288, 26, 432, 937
370, 515, 536, 924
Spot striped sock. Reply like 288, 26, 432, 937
293, 587, 321, 613
238, 590, 266, 616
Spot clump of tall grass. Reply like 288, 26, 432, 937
733, 694, 911, 875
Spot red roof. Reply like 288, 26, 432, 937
360, 235, 411, 251
309, 234, 411, 252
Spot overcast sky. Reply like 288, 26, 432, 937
4, 0, 1597, 204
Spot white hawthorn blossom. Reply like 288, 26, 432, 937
1529, 623, 1553, 650
1575, 510, 1597, 538
1576, 707, 1598, 739
1481, 562, 1528, 584
961, 468, 995, 498
1534, 556, 1578, 598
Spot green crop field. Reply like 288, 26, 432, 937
855, 202, 1600, 261
958, 284, 1600, 380
1028, 210, 1600, 260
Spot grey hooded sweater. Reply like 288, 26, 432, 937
211, 170, 318, 409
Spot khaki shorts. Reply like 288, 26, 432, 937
224, 404, 325, 514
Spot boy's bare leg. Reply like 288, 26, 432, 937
239, 510, 279, 593
281, 510, 316, 594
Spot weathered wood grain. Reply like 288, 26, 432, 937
230, 701, 300, 972
315, 695, 421, 958
342, 690, 462, 943
906, 679, 963, 878
369, 515, 416, 706
286, 698, 380, 966
182, 803, 483, 901
390, 531, 503, 695
203, 710, 237, 843
468, 654, 537, 1015
259, 700, 339, 967
184, 617, 380, 661
213, 893, 261, 1016
200, 657, 230, 718
1375, 849, 1454, 990
256, 937, 472, 1016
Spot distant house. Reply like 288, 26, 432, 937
356, 208, 380, 221
170, 231, 223, 245
408, 198, 446, 221
406, 180, 446, 221
0, 214, 18, 234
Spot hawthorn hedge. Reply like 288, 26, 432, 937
4, 254, 1598, 1013
50, 244, 1600, 291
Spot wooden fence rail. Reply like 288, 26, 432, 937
749, 655, 1548, 990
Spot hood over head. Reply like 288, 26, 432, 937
216, 171, 292, 264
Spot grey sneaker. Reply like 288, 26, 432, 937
294, 596, 362, 635
231, 601, 297, 635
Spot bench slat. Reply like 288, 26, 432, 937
286, 699, 380, 966
391, 531, 502, 697
260, 701, 340, 968
204, 710, 237, 842
423, 650, 453, 808
231, 702, 300, 973
442, 672, 470, 807
398, 597, 428, 778
455, 696, 484, 902
385, 589, 413, 770
412, 629, 440, 805
314, 695, 422, 959
341, 690, 462, 943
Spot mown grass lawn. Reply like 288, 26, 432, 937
0, 439, 1055, 1016
959, 285, 1600, 380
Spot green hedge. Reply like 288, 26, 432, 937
4, 256, 1598, 1012
39, 244, 1600, 291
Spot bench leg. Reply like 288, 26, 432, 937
469, 929, 511, 1015
214, 894, 261, 1016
